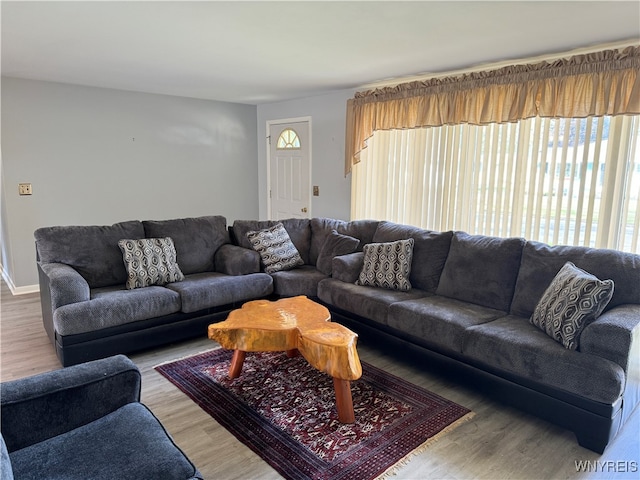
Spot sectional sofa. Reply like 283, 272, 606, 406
35, 215, 640, 453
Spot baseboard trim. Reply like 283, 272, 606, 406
0, 264, 39, 295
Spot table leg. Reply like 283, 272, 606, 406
229, 350, 246, 379
333, 377, 355, 423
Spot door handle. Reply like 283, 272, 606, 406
301, 207, 308, 213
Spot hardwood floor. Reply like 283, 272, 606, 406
1, 280, 638, 479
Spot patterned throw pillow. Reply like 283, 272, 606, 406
530, 262, 614, 350
246, 223, 304, 274
316, 230, 360, 275
118, 237, 185, 290
356, 238, 414, 291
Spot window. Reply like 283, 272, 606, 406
351, 115, 640, 253
277, 128, 301, 149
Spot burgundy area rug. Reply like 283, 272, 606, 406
155, 348, 473, 480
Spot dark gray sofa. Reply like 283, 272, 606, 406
33, 214, 640, 453
230, 219, 640, 453
35, 216, 273, 367
0, 355, 202, 480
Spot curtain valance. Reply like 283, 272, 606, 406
345, 46, 640, 174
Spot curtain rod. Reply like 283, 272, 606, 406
357, 39, 640, 91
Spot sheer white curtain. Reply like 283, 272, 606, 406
351, 115, 640, 253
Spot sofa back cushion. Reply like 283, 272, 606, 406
142, 216, 229, 275
511, 241, 640, 317
371, 221, 452, 292
232, 219, 311, 265
35, 221, 145, 289
309, 218, 379, 265
436, 232, 525, 311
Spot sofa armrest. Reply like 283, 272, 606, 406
581, 305, 640, 419
332, 252, 364, 283
581, 305, 640, 374
39, 262, 90, 309
215, 244, 260, 275
0, 355, 141, 453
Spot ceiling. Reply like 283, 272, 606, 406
2, 1, 639, 105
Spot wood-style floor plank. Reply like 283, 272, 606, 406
1, 280, 638, 479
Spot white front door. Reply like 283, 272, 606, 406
268, 119, 311, 220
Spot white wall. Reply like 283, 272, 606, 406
256, 89, 355, 221
1, 77, 259, 290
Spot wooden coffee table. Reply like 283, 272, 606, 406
207, 296, 362, 423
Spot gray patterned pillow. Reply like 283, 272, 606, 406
356, 238, 414, 291
530, 262, 614, 350
118, 237, 185, 290
246, 223, 304, 274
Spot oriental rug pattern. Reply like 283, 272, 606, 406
155, 348, 473, 480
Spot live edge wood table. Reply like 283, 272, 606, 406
207, 296, 362, 423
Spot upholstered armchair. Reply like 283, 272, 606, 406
1, 355, 202, 480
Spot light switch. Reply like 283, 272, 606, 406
313, 186, 319, 196
18, 183, 32, 195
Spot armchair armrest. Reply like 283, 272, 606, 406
39, 262, 90, 309
1, 355, 140, 453
215, 244, 260, 275
332, 252, 364, 283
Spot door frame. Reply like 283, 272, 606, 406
266, 116, 312, 220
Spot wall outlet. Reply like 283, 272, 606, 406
18, 183, 32, 195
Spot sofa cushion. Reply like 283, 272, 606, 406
317, 278, 428, 324
270, 265, 328, 298
309, 218, 379, 264
247, 223, 305, 274
142, 216, 229, 275
9, 403, 199, 480
316, 230, 360, 275
214, 244, 261, 276
530, 262, 614, 350
462, 316, 625, 405
388, 296, 505, 354
356, 239, 414, 291
511, 241, 640, 318
436, 232, 524, 311
118, 238, 185, 289
53, 286, 181, 336
233, 219, 311, 264
34, 221, 145, 289
166, 272, 273, 313
372, 221, 453, 292
332, 252, 365, 284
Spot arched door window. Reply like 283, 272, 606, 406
276, 128, 301, 149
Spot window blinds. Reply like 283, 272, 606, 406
351, 115, 639, 252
